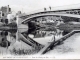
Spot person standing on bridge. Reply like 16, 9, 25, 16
44, 8, 46, 11
49, 6, 51, 11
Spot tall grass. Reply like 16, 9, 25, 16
10, 48, 39, 55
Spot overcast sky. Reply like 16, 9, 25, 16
1, 0, 80, 13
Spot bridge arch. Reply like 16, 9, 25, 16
22, 12, 80, 23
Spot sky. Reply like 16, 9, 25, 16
1, 0, 80, 14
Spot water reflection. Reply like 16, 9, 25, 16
0, 22, 17, 48
0, 19, 71, 55
0, 20, 71, 48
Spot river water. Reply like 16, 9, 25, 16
0, 21, 72, 55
